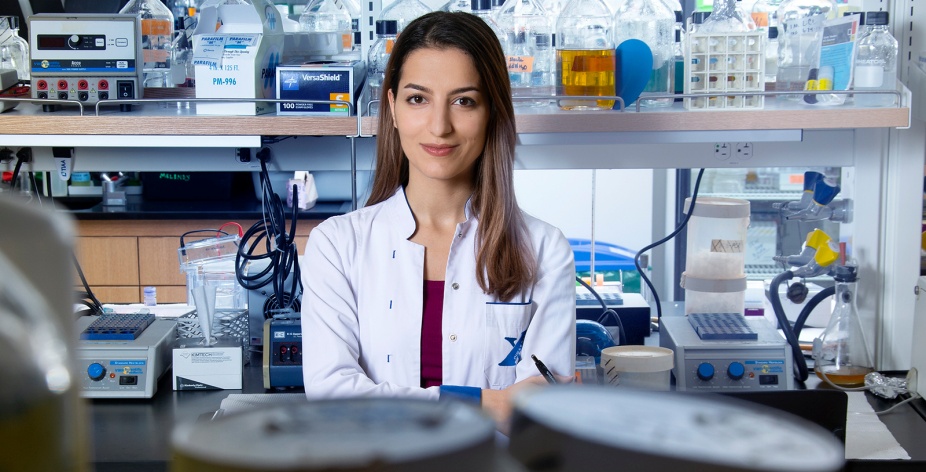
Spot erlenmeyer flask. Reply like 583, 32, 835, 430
813, 265, 875, 387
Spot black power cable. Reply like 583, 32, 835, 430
634, 168, 705, 320
235, 149, 302, 314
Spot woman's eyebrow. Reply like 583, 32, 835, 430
402, 83, 481, 95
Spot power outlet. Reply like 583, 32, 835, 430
714, 142, 732, 160
735, 142, 753, 159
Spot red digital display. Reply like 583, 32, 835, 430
37, 35, 68, 49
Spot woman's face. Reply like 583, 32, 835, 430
388, 47, 489, 187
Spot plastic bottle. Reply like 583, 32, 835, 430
367, 19, 397, 114
0, 16, 29, 80
555, 0, 615, 110
775, 0, 837, 99
300, 0, 353, 51
813, 265, 874, 387
120, 0, 175, 88
496, 0, 555, 107
0, 204, 88, 471
379, 0, 432, 34
612, 0, 675, 107
144, 286, 158, 306
853, 12, 898, 108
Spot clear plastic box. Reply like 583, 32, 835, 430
684, 31, 766, 110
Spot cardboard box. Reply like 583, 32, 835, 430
192, 0, 284, 115
173, 338, 243, 390
276, 61, 365, 116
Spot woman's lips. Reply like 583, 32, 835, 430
421, 144, 456, 157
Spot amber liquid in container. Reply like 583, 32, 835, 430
556, 49, 616, 110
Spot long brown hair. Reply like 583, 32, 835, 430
366, 11, 535, 301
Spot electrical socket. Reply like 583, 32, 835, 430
714, 142, 731, 160
735, 142, 753, 159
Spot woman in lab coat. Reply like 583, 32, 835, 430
301, 11, 576, 431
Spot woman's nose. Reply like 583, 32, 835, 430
427, 103, 453, 136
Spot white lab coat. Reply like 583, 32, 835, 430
301, 187, 576, 400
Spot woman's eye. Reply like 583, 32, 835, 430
406, 94, 426, 105
455, 97, 477, 107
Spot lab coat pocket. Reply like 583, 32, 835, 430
484, 301, 532, 389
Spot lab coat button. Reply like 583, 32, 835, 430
451, 282, 459, 290
450, 334, 457, 342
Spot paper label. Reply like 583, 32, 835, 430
711, 239, 744, 253
507, 55, 535, 73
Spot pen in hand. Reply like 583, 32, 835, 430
531, 354, 557, 384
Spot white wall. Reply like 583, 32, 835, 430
513, 169, 655, 253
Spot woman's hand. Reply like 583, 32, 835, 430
481, 374, 574, 435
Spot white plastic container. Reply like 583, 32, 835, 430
681, 197, 750, 315
600, 346, 674, 391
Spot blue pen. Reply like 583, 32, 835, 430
531, 354, 557, 384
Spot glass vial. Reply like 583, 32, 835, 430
366, 19, 398, 115
379, 0, 432, 34
853, 12, 898, 108
555, 0, 615, 110
120, 0, 175, 88
775, 0, 837, 99
496, 0, 555, 107
299, 0, 353, 51
612, 0, 675, 107
813, 265, 875, 387
0, 16, 29, 80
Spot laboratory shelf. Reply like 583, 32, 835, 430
0, 95, 910, 145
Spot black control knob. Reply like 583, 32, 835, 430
68, 34, 81, 48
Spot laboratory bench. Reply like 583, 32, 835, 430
85, 327, 926, 472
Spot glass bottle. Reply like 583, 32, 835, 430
555, 0, 615, 110
366, 19, 398, 115
299, 0, 353, 52
440, 0, 472, 12
700, 0, 749, 33
813, 265, 875, 387
612, 0, 675, 107
751, 0, 782, 29
0, 16, 29, 80
0, 208, 88, 471
379, 0, 432, 34
775, 0, 837, 99
765, 26, 779, 84
853, 12, 898, 108
497, 0, 555, 107
120, 0, 175, 88
471, 0, 509, 52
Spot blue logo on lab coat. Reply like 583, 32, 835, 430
498, 330, 526, 366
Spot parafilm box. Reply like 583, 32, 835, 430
276, 61, 365, 116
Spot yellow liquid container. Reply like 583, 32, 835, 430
556, 49, 616, 110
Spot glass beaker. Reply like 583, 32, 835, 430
0, 16, 29, 80
775, 0, 837, 99
120, 0, 175, 88
813, 265, 875, 387
555, 0, 615, 110
497, 0, 555, 107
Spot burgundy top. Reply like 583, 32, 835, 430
420, 280, 444, 388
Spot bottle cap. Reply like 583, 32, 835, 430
690, 12, 710, 25
376, 19, 398, 35
675, 11, 683, 23
471, 0, 493, 12
768, 26, 778, 39
491, 0, 505, 7
864, 11, 889, 25
833, 265, 858, 282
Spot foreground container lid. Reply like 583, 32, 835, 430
508, 386, 845, 472
683, 196, 751, 218
172, 398, 506, 472
600, 346, 673, 372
